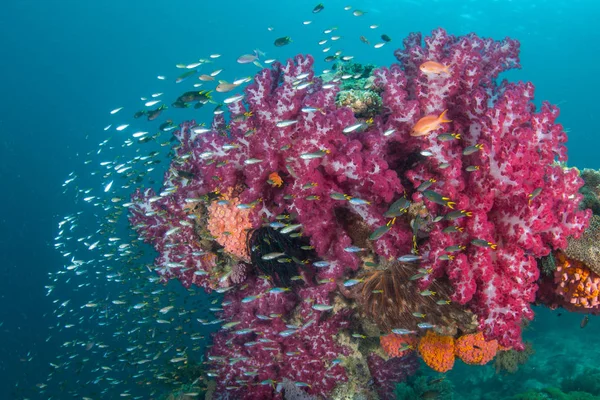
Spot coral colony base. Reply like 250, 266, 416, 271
128, 29, 591, 399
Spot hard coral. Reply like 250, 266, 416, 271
336, 89, 382, 118
565, 215, 600, 276
417, 331, 455, 373
579, 168, 600, 215
455, 331, 498, 365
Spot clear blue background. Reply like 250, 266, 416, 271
0, 0, 598, 398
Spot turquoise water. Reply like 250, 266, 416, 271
0, 0, 599, 399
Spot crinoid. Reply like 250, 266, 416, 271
246, 226, 316, 287
358, 259, 476, 334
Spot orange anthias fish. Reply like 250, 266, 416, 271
411, 110, 451, 137
419, 61, 451, 75
268, 172, 283, 187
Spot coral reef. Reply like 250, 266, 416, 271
127, 27, 589, 397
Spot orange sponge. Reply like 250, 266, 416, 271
207, 188, 253, 261
555, 252, 600, 309
417, 331, 455, 372
380, 333, 417, 358
455, 332, 498, 365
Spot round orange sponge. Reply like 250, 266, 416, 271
417, 331, 455, 372
455, 332, 498, 365
380, 333, 417, 358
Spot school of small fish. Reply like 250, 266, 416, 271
38, 2, 465, 399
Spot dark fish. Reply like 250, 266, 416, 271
423, 190, 456, 209
381, 34, 392, 42
175, 170, 195, 180
417, 179, 436, 192
463, 143, 484, 156
274, 36, 292, 47
411, 215, 425, 235
312, 3, 324, 13
147, 104, 167, 121
444, 209, 472, 220
178, 90, 212, 103
581, 315, 589, 328
428, 377, 445, 385
324, 55, 337, 62
133, 110, 146, 119
471, 239, 497, 250
369, 224, 391, 240
442, 225, 463, 234
171, 100, 189, 109
384, 197, 410, 218
360, 36, 370, 45
437, 132, 460, 142
528, 187, 543, 205
159, 119, 174, 132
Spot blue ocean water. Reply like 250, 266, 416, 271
0, 0, 599, 399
